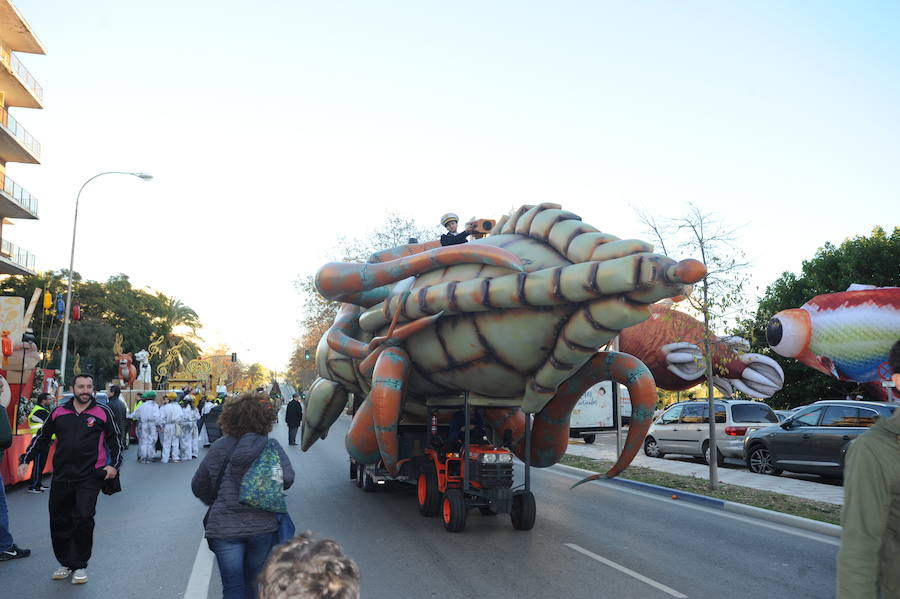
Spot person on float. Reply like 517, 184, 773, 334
131, 391, 160, 463
18, 374, 122, 584
26, 392, 54, 493
439, 213, 475, 246
159, 392, 184, 464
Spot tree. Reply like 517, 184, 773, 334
738, 226, 900, 408
639, 204, 750, 489
290, 214, 440, 384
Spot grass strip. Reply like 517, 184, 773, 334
559, 454, 841, 525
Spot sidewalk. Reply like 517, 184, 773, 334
565, 436, 845, 506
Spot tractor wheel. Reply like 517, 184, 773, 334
511, 491, 536, 531
442, 489, 467, 532
417, 464, 440, 517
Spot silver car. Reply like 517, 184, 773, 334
643, 399, 779, 466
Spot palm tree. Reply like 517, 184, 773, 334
152, 294, 202, 369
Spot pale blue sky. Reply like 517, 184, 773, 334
7, 0, 899, 369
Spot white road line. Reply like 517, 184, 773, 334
184, 536, 215, 599
549, 465, 841, 547
565, 543, 688, 598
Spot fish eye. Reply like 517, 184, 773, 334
766, 309, 811, 358
765, 318, 783, 347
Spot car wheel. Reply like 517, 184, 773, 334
511, 491, 536, 531
582, 434, 596, 444
747, 445, 783, 476
417, 464, 440, 517
703, 442, 725, 467
442, 489, 467, 532
644, 437, 665, 458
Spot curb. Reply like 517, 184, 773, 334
553, 463, 842, 539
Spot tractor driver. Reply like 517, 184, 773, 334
440, 213, 474, 246
447, 409, 491, 451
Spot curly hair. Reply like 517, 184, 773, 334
219, 393, 275, 438
257, 531, 360, 599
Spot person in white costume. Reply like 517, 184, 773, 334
180, 399, 199, 460
134, 349, 151, 384
158, 393, 183, 463
130, 392, 160, 463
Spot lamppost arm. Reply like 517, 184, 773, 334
58, 171, 152, 389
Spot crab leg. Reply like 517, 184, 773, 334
345, 398, 381, 464
483, 351, 656, 482
370, 347, 411, 476
300, 377, 350, 451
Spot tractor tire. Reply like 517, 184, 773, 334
442, 489, 467, 532
511, 491, 536, 531
417, 464, 440, 517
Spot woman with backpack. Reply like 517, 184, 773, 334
191, 393, 295, 599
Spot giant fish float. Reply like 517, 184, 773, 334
302, 203, 706, 485
767, 284, 900, 401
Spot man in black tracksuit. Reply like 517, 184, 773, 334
285, 393, 303, 446
19, 374, 123, 584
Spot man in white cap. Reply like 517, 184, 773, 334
440, 213, 474, 246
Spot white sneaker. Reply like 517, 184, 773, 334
51, 566, 72, 580
71, 568, 88, 584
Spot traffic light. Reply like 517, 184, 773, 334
231, 352, 237, 363
303, 349, 311, 360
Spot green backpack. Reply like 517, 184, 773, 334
239, 438, 287, 513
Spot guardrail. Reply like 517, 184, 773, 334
0, 173, 38, 215
0, 238, 35, 271
0, 104, 41, 158
0, 43, 43, 102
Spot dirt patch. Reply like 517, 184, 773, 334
559, 454, 841, 525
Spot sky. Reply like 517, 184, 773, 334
5, 0, 899, 371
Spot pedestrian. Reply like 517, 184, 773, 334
285, 393, 303, 446
18, 373, 122, 584
1, 386, 31, 563
106, 385, 130, 453
198, 397, 214, 448
836, 338, 900, 599
439, 213, 474, 246
26, 392, 54, 493
159, 392, 184, 463
191, 393, 295, 599
131, 391, 160, 463
257, 531, 360, 599
180, 399, 199, 461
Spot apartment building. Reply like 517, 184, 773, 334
0, 0, 43, 276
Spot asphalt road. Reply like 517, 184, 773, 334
2, 414, 839, 598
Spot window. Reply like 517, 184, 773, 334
821, 406, 859, 427
793, 407, 823, 427
856, 409, 879, 427
731, 403, 777, 423
714, 405, 726, 423
659, 405, 683, 425
680, 404, 705, 424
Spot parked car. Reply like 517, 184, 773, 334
743, 400, 897, 478
774, 410, 794, 422
643, 399, 778, 466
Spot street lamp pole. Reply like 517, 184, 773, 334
58, 171, 153, 389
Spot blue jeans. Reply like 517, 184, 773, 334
208, 532, 275, 599
0, 471, 14, 551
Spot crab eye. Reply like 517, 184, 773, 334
766, 309, 811, 358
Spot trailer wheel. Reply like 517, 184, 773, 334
442, 489, 467, 532
355, 464, 364, 488
582, 434, 596, 444
350, 461, 358, 480
417, 464, 440, 517
511, 491, 536, 531
362, 468, 376, 492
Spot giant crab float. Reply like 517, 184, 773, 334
302, 203, 706, 531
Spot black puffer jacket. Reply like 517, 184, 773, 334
191, 433, 294, 539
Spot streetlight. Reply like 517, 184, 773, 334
58, 171, 153, 389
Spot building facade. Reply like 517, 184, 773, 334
0, 0, 43, 276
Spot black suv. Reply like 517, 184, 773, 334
743, 400, 897, 478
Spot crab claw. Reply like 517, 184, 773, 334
729, 354, 784, 399
661, 342, 704, 381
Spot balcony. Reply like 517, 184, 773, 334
0, 172, 37, 218
0, 42, 43, 108
0, 103, 39, 163
0, 237, 35, 275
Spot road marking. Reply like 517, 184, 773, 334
184, 536, 215, 599
549, 465, 841, 547
565, 543, 688, 598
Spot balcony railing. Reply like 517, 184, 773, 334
0, 104, 41, 158
0, 238, 35, 271
0, 43, 43, 102
0, 173, 38, 215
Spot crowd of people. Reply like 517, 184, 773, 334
129, 390, 218, 463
